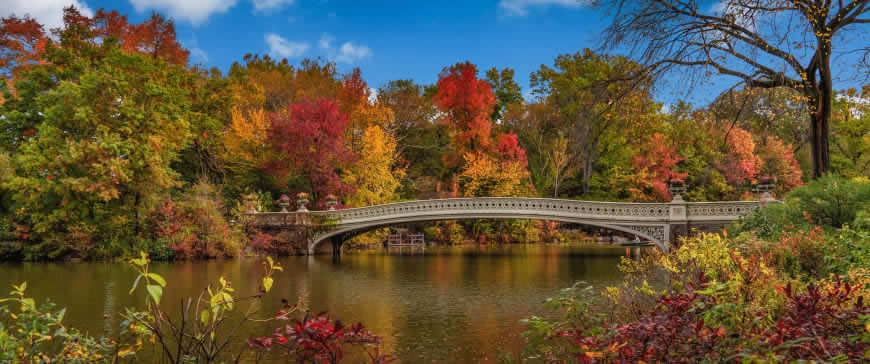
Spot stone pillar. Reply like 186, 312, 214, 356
668, 194, 689, 248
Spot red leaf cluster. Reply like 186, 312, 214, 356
562, 274, 729, 363
263, 98, 355, 202
769, 278, 869, 360
248, 311, 394, 364
496, 132, 529, 168
433, 62, 496, 157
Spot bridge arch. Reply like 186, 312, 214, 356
309, 213, 668, 254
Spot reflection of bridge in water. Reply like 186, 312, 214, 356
248, 197, 769, 255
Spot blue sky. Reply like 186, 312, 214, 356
4, 0, 648, 99
4, 1, 866, 106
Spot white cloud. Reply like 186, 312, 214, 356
335, 42, 372, 63
319, 33, 334, 49
499, 0, 588, 16
252, 0, 293, 11
265, 33, 309, 58
2, 0, 93, 30
190, 47, 208, 62
128, 0, 237, 25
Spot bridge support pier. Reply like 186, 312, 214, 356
330, 236, 343, 257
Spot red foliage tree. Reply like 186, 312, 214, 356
757, 136, 803, 191
496, 131, 529, 168
1, 6, 188, 85
629, 132, 688, 201
0, 14, 48, 85
722, 127, 763, 185
94, 10, 189, 65
264, 99, 355, 202
338, 67, 370, 114
433, 61, 497, 160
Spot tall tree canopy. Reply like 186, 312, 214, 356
1, 30, 199, 255
597, 0, 870, 178
531, 49, 658, 195
433, 61, 497, 161
263, 99, 355, 202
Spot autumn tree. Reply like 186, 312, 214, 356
228, 55, 341, 112
377, 79, 446, 197
0, 14, 47, 86
614, 132, 688, 201
339, 68, 394, 153
502, 101, 562, 194
531, 49, 658, 195
458, 152, 534, 197
596, 0, 870, 178
433, 61, 497, 161
263, 99, 355, 202
1, 32, 199, 256
543, 132, 577, 198
343, 126, 406, 207
1, 7, 188, 85
377, 79, 438, 140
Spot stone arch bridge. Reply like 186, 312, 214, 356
247, 197, 764, 255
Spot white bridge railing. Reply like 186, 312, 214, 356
247, 197, 764, 251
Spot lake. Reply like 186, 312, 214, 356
0, 244, 644, 362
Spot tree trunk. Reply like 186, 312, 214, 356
808, 107, 831, 179
808, 42, 833, 178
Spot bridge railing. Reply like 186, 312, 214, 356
307, 197, 673, 222
246, 197, 764, 227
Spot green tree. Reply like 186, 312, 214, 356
1, 35, 199, 257
531, 49, 658, 195
485, 67, 523, 122
830, 88, 870, 178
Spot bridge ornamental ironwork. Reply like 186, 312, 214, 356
246, 197, 765, 254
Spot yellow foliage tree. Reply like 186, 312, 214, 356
458, 152, 534, 197
346, 101, 395, 153
343, 125, 405, 207
222, 106, 270, 172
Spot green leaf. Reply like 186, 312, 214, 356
21, 298, 35, 310
263, 277, 273, 293
200, 309, 209, 324
147, 273, 166, 287
19, 282, 26, 292
146, 284, 163, 304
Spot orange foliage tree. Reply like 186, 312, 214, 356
433, 61, 497, 161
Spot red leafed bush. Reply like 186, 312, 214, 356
561, 274, 729, 363
765, 278, 869, 361
248, 311, 394, 364
778, 226, 827, 278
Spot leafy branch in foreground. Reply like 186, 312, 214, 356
124, 252, 291, 363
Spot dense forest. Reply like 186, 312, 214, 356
0, 6, 867, 261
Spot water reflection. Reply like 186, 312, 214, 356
0, 244, 643, 362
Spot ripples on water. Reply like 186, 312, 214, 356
0, 243, 647, 362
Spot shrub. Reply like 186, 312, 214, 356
0, 283, 115, 362
788, 174, 870, 228
149, 179, 244, 259
731, 175, 870, 239
248, 312, 394, 363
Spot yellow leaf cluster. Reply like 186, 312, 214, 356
343, 125, 405, 207
222, 106, 270, 171
458, 152, 534, 197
